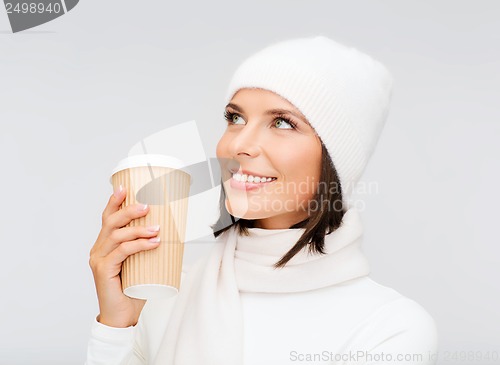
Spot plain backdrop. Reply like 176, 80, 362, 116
0, 1, 499, 364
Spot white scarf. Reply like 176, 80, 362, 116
154, 207, 370, 364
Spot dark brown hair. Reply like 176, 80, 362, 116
210, 141, 345, 269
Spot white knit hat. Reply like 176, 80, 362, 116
224, 35, 394, 211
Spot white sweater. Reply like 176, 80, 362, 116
86, 275, 438, 365
86, 222, 439, 365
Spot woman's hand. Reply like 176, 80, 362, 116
89, 185, 161, 328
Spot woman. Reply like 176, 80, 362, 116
86, 36, 438, 364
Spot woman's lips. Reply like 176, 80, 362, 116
229, 168, 276, 178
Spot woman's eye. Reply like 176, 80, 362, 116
232, 114, 244, 124
224, 111, 295, 130
274, 118, 294, 129
225, 111, 245, 125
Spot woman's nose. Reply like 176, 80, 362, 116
229, 122, 262, 157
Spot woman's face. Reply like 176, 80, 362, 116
216, 88, 322, 229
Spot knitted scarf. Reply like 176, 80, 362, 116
154, 207, 370, 364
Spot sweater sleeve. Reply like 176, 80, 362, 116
85, 316, 146, 365
337, 297, 439, 365
84, 265, 195, 364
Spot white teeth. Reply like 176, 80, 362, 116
232, 173, 276, 183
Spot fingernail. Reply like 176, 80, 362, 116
137, 204, 148, 211
147, 225, 160, 232
113, 185, 123, 198
149, 236, 160, 243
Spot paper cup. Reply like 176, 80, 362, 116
110, 154, 191, 300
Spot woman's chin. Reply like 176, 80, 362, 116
225, 199, 265, 220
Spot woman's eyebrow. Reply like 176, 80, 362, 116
226, 103, 308, 124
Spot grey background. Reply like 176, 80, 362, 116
1, 1, 499, 364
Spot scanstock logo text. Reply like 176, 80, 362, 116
3, 0, 79, 33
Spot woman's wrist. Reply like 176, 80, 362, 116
96, 313, 136, 328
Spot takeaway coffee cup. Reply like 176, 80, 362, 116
110, 154, 191, 300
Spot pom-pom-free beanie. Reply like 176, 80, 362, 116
224, 35, 394, 210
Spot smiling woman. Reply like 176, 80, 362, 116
86, 35, 438, 365
213, 87, 345, 268
217, 89, 323, 226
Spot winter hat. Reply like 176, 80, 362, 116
224, 35, 394, 211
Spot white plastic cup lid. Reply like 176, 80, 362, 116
109, 154, 190, 183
